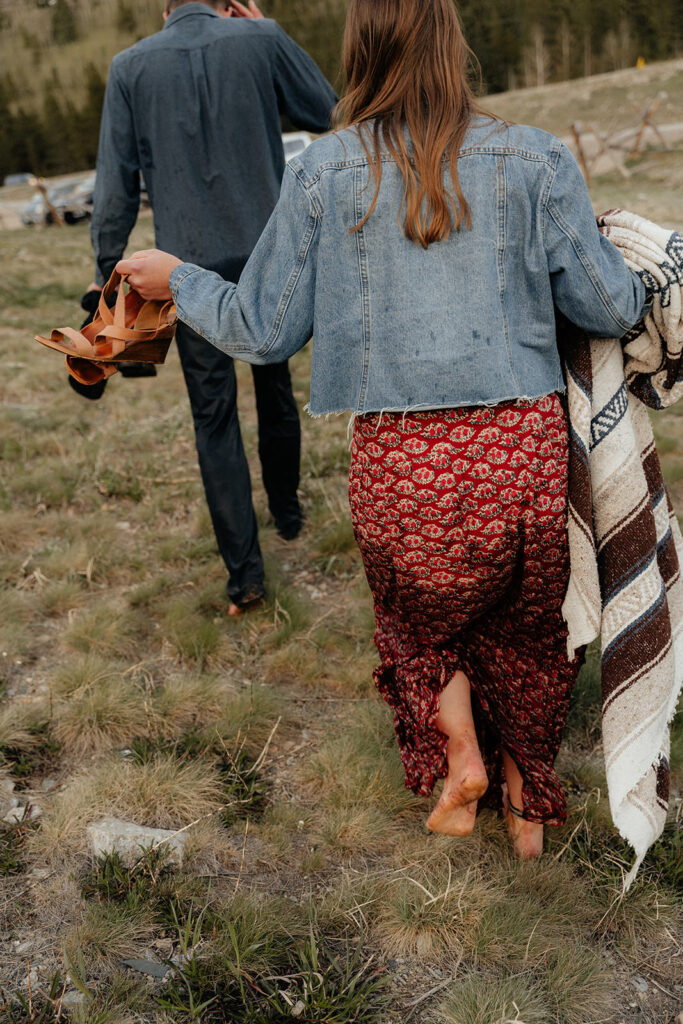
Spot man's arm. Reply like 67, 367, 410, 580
90, 59, 140, 287
272, 26, 338, 134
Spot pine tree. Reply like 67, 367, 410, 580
51, 0, 79, 46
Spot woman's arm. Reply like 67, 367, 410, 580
116, 163, 320, 365
545, 143, 648, 337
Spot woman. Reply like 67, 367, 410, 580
118, 0, 648, 858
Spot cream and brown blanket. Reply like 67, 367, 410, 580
561, 210, 683, 887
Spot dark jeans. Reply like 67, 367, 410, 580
175, 321, 301, 605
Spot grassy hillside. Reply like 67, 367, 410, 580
0, 66, 681, 1024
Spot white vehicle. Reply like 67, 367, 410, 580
282, 132, 313, 163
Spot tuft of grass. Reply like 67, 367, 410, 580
0, 701, 51, 758
541, 946, 613, 1023
0, 970, 67, 1024
160, 598, 221, 668
159, 922, 389, 1024
303, 701, 422, 854
32, 752, 226, 860
129, 726, 270, 826
265, 585, 311, 647
436, 971, 550, 1024
204, 684, 285, 757
150, 673, 231, 739
52, 673, 147, 756
64, 902, 156, 969
62, 603, 144, 659
0, 589, 33, 664
373, 862, 486, 961
35, 578, 88, 618
0, 814, 39, 877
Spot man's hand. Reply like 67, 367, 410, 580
226, 1, 264, 18
115, 250, 182, 301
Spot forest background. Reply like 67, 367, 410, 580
0, 0, 682, 181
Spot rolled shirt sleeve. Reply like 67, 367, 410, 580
272, 25, 338, 134
545, 143, 647, 337
170, 163, 319, 364
90, 59, 141, 287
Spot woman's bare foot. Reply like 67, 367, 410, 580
426, 671, 488, 837
502, 750, 544, 859
427, 734, 489, 836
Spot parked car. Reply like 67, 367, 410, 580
61, 172, 96, 224
21, 178, 83, 226
3, 172, 33, 187
282, 132, 313, 163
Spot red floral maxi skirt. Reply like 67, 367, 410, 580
349, 393, 583, 826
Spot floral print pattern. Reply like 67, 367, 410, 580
349, 395, 583, 825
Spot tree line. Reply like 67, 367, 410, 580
0, 0, 681, 181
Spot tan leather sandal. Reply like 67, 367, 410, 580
35, 270, 177, 381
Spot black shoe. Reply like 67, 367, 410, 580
68, 374, 108, 400
119, 362, 158, 378
275, 517, 303, 541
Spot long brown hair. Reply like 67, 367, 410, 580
333, 0, 483, 248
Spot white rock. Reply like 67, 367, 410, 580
3, 804, 41, 824
20, 968, 39, 989
40, 779, 58, 792
61, 991, 89, 1010
0, 778, 16, 794
87, 818, 187, 867
14, 939, 32, 954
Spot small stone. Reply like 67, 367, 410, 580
20, 968, 39, 989
631, 975, 648, 994
87, 818, 187, 868
40, 779, 58, 792
152, 938, 174, 955
61, 991, 88, 1010
14, 940, 32, 955
3, 804, 41, 825
0, 779, 15, 794
291, 1001, 306, 1018
122, 958, 171, 980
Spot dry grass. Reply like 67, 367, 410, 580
64, 902, 157, 971
32, 753, 226, 860
51, 672, 148, 756
0, 67, 681, 1024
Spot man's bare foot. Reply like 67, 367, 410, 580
227, 590, 265, 617
426, 734, 488, 836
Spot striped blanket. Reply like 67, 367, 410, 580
561, 210, 683, 887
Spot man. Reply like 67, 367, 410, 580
88, 0, 337, 613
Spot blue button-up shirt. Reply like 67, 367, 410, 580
90, 2, 337, 284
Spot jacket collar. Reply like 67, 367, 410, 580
164, 2, 220, 30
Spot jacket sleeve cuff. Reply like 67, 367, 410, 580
169, 263, 203, 310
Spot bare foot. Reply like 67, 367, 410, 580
504, 803, 544, 859
426, 734, 489, 836
426, 671, 488, 837
502, 751, 544, 859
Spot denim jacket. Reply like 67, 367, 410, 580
170, 117, 648, 415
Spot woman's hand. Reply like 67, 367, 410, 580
115, 250, 183, 301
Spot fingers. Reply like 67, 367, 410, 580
228, 0, 263, 18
